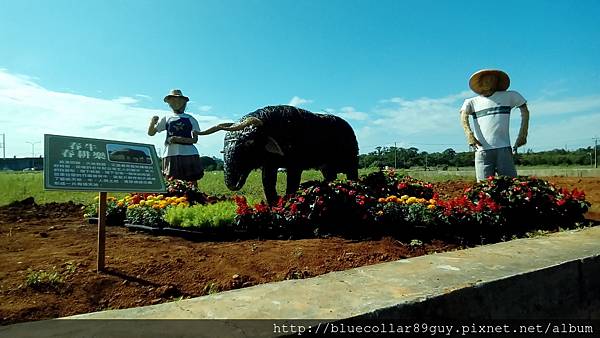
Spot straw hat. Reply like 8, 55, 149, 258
469, 69, 510, 94
163, 89, 189, 103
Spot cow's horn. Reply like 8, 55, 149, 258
226, 117, 263, 131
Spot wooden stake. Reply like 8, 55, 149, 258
97, 191, 107, 272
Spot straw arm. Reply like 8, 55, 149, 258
460, 110, 481, 147
514, 104, 530, 149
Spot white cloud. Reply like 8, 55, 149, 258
197, 105, 213, 113
2, 68, 599, 158
135, 94, 152, 100
334, 90, 600, 153
326, 106, 370, 121
288, 96, 313, 107
528, 95, 600, 116
112, 96, 139, 105
0, 69, 227, 158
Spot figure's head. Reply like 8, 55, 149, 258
164, 89, 189, 113
469, 69, 510, 96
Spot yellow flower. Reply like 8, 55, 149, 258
400, 195, 409, 201
427, 204, 436, 210
139, 200, 146, 206
117, 201, 124, 207
127, 205, 137, 209
157, 195, 164, 200
429, 199, 437, 205
152, 204, 161, 210
407, 197, 417, 204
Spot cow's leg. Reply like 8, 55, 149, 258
285, 168, 302, 196
262, 166, 278, 205
345, 166, 359, 181
321, 166, 337, 181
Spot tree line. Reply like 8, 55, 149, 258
200, 146, 597, 171
358, 146, 599, 169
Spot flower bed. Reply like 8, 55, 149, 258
83, 171, 591, 244
232, 171, 591, 244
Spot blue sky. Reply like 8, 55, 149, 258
1, 0, 599, 158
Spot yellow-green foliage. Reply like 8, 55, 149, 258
164, 201, 236, 228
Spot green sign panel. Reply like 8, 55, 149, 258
44, 134, 166, 192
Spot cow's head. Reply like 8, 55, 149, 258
221, 117, 284, 191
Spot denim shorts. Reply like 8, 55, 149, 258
474, 147, 517, 181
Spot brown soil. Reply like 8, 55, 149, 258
1, 177, 598, 325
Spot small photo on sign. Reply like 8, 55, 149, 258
107, 144, 152, 165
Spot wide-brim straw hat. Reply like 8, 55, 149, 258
469, 69, 510, 94
164, 89, 189, 103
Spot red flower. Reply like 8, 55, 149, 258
556, 199, 567, 207
254, 202, 269, 213
571, 188, 586, 200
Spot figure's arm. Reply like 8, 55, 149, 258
460, 110, 482, 147
514, 104, 530, 150
194, 123, 235, 136
148, 116, 159, 136
168, 134, 198, 144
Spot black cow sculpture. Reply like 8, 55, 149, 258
216, 105, 359, 205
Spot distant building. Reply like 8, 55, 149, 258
0, 157, 44, 171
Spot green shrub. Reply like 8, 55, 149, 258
164, 201, 236, 229
126, 205, 168, 227
26, 267, 64, 290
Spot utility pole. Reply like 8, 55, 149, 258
25, 141, 40, 157
0, 133, 5, 159
25, 141, 40, 169
594, 137, 598, 169
394, 142, 397, 169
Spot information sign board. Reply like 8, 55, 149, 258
44, 134, 166, 192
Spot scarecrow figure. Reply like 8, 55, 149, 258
460, 69, 530, 181
147, 89, 230, 184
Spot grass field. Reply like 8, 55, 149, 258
2, 167, 598, 207
0, 170, 375, 207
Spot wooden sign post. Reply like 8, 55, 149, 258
97, 192, 107, 272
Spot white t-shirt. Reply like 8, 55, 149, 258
155, 113, 202, 157
461, 90, 527, 150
